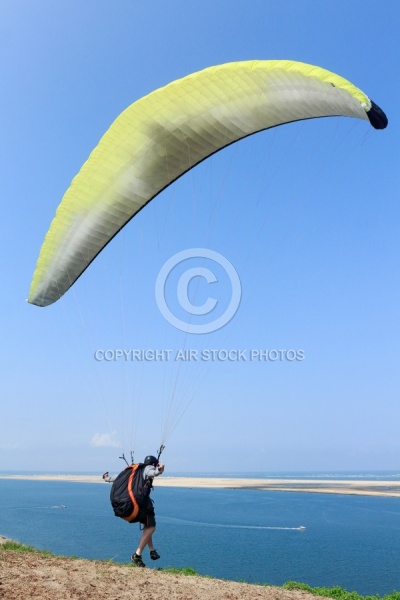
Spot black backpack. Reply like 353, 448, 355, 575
110, 464, 152, 523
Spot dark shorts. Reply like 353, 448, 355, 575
138, 497, 156, 528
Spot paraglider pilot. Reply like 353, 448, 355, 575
103, 455, 165, 567
132, 455, 164, 566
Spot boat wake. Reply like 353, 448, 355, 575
160, 516, 305, 531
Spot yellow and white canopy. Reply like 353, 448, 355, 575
28, 60, 387, 307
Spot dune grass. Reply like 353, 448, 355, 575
158, 566, 201, 576
283, 581, 400, 600
1, 540, 52, 555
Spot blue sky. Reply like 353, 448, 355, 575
1, 1, 398, 473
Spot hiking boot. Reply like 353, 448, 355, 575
150, 549, 160, 560
131, 553, 146, 567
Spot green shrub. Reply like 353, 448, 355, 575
283, 581, 400, 600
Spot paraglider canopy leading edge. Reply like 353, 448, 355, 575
28, 59, 387, 307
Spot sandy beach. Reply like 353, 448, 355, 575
1, 474, 400, 497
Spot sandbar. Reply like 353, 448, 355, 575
1, 474, 400, 497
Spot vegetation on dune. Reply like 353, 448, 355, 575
157, 567, 201, 576
1, 540, 54, 557
283, 582, 400, 600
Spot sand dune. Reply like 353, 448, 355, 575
1, 474, 400, 497
0, 546, 328, 600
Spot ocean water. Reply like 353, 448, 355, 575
1, 478, 400, 596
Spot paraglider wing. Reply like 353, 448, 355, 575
28, 60, 387, 307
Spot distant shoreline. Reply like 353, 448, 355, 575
1, 474, 400, 497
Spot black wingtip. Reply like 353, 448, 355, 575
367, 100, 388, 130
